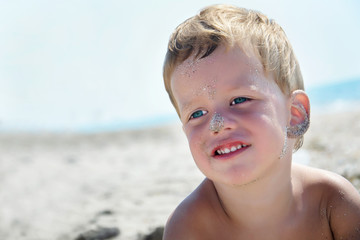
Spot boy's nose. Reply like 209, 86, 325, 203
209, 112, 236, 134
209, 113, 224, 133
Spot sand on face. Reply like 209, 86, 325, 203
0, 111, 359, 240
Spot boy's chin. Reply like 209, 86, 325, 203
210, 173, 260, 188
225, 178, 259, 188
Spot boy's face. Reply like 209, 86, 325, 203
171, 45, 292, 186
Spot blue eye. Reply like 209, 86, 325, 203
190, 110, 207, 119
231, 97, 249, 105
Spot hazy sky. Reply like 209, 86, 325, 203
1, 0, 359, 131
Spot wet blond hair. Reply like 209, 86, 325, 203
163, 4, 305, 150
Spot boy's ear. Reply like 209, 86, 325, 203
289, 90, 310, 127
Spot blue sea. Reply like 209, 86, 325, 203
306, 77, 360, 113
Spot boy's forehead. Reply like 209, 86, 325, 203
171, 55, 217, 100
171, 45, 264, 90
173, 52, 216, 79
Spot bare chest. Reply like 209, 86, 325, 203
206, 210, 333, 240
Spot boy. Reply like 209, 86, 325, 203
162, 4, 360, 240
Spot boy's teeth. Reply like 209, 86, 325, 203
216, 144, 247, 155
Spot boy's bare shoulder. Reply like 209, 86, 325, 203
293, 163, 359, 198
294, 164, 360, 239
163, 179, 224, 240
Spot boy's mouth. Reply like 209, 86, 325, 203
212, 141, 250, 157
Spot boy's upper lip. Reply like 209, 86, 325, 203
210, 139, 251, 157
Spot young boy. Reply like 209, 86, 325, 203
162, 4, 360, 240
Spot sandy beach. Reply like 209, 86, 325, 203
1, 110, 359, 240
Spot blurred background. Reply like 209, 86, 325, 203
0, 1, 359, 240
1, 0, 359, 133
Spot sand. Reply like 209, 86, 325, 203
0, 110, 359, 240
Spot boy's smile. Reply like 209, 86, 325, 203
211, 141, 250, 158
171, 45, 292, 186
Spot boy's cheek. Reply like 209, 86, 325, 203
187, 133, 205, 151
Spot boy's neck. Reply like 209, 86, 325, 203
213, 160, 297, 229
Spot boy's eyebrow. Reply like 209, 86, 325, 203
179, 101, 195, 115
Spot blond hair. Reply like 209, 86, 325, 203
163, 4, 305, 150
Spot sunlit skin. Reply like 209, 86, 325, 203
163, 45, 360, 240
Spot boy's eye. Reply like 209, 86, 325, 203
190, 110, 207, 119
231, 97, 249, 105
